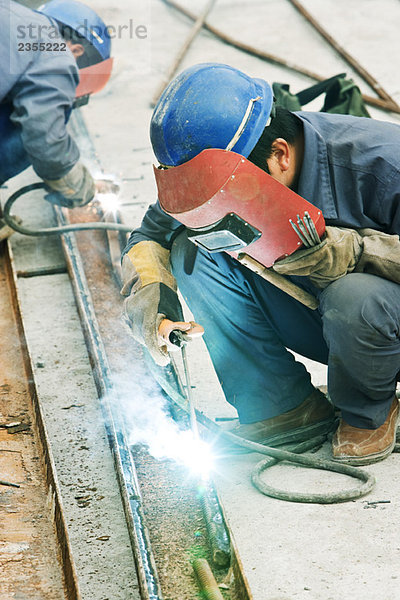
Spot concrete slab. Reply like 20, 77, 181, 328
9, 0, 400, 598
2, 170, 141, 597
14, 272, 141, 600
81, 0, 399, 597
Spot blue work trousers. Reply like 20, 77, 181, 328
171, 232, 400, 429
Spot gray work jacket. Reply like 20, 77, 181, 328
124, 111, 400, 255
0, 0, 80, 179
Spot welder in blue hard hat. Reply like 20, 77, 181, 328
121, 63, 400, 466
0, 0, 113, 207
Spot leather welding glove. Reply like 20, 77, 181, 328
354, 228, 400, 284
272, 226, 363, 288
43, 161, 96, 208
273, 226, 400, 289
121, 240, 200, 366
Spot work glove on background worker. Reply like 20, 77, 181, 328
43, 161, 96, 208
273, 225, 400, 288
121, 240, 203, 366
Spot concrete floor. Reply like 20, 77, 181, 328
3, 169, 140, 599
5, 0, 400, 598
78, 1, 400, 598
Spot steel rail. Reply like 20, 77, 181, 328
160, 0, 400, 115
53, 205, 163, 600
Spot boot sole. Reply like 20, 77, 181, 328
332, 439, 396, 466
257, 417, 337, 447
216, 417, 336, 455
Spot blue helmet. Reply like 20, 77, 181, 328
150, 63, 274, 167
38, 0, 111, 60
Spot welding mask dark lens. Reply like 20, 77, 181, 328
187, 213, 261, 253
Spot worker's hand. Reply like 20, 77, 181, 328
43, 162, 95, 208
158, 319, 204, 354
123, 282, 186, 366
273, 226, 363, 288
94, 178, 120, 196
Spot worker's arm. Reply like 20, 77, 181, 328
122, 203, 203, 365
273, 225, 400, 287
4, 13, 95, 206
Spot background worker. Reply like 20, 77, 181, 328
121, 63, 400, 466
0, 0, 113, 208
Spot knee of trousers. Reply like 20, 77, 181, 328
319, 273, 400, 351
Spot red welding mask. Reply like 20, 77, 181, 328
75, 57, 114, 99
153, 148, 325, 268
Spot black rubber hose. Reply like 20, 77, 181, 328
145, 358, 378, 503
194, 411, 376, 504
3, 183, 133, 236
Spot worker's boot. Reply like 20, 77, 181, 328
218, 388, 335, 449
332, 397, 399, 466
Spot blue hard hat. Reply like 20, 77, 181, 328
150, 63, 274, 167
38, 0, 111, 60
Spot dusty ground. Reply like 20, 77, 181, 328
0, 248, 67, 600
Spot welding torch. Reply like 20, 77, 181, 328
158, 319, 204, 439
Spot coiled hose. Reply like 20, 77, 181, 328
196, 412, 376, 503
147, 360, 379, 504
2, 182, 132, 236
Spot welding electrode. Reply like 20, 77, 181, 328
169, 330, 200, 439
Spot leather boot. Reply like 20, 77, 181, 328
332, 397, 399, 465
220, 388, 335, 447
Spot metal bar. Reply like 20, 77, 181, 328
289, 219, 311, 247
180, 343, 199, 439
296, 214, 314, 247
161, 0, 400, 114
151, 0, 217, 107
192, 558, 225, 600
16, 265, 67, 278
303, 211, 321, 245
0, 479, 20, 488
287, 0, 400, 109
54, 206, 163, 600
200, 482, 231, 568
237, 253, 319, 309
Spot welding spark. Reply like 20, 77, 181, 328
92, 173, 121, 215
115, 374, 215, 481
176, 431, 215, 481
95, 191, 121, 215
146, 427, 215, 481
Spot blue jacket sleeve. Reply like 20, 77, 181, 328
123, 201, 184, 255
1, 3, 81, 180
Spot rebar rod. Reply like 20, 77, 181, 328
287, 0, 399, 109
192, 558, 225, 600
161, 0, 400, 114
151, 0, 217, 107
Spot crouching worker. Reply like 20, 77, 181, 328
0, 0, 113, 208
121, 63, 400, 466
